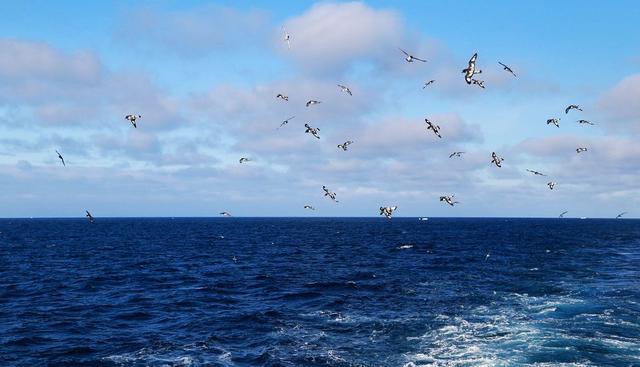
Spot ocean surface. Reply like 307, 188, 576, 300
1, 218, 639, 367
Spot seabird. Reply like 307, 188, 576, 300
337, 84, 352, 96
125, 114, 141, 128
219, 212, 232, 217
491, 152, 504, 168
276, 94, 289, 101
565, 104, 583, 114
55, 150, 65, 166
498, 62, 517, 77
439, 195, 459, 206
306, 100, 321, 107
337, 140, 354, 151
449, 151, 465, 158
304, 123, 321, 139
471, 79, 486, 89
85, 210, 95, 223
399, 48, 427, 63
423, 80, 435, 88
322, 185, 339, 202
576, 147, 588, 153
239, 157, 251, 164
424, 118, 442, 138
462, 53, 482, 84
559, 211, 568, 218
577, 119, 595, 125
303, 205, 315, 210
616, 212, 627, 219
282, 27, 291, 49
526, 169, 547, 176
547, 118, 560, 128
379, 206, 398, 219
547, 181, 556, 190
278, 116, 295, 129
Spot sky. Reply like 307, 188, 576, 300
0, 1, 639, 218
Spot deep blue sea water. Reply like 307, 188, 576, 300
1, 218, 639, 367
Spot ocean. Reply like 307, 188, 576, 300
1, 218, 639, 366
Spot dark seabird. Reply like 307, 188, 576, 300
424, 118, 442, 138
304, 123, 321, 139
85, 210, 95, 223
306, 100, 321, 107
276, 94, 289, 101
498, 62, 517, 77
55, 150, 65, 166
303, 205, 315, 210
239, 157, 251, 164
491, 152, 504, 168
399, 48, 427, 63
379, 206, 398, 219
337, 140, 354, 151
616, 212, 627, 219
423, 80, 435, 88
559, 211, 568, 218
547, 181, 556, 190
462, 53, 482, 84
565, 104, 583, 114
471, 79, 485, 89
526, 169, 547, 176
547, 118, 560, 128
576, 147, 588, 153
125, 114, 141, 128
449, 151, 465, 158
577, 119, 595, 125
322, 185, 338, 202
220, 212, 232, 217
439, 195, 459, 206
337, 84, 352, 96
278, 116, 295, 129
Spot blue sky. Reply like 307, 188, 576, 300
0, 1, 638, 217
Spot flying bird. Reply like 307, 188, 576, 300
219, 212, 232, 217
526, 169, 547, 176
577, 119, 595, 125
547, 118, 560, 128
125, 114, 141, 128
616, 212, 627, 219
449, 151, 465, 158
462, 53, 482, 84
565, 104, 583, 114
439, 195, 459, 206
423, 80, 435, 88
547, 181, 556, 190
282, 27, 291, 49
424, 118, 442, 138
303, 205, 315, 210
278, 116, 295, 129
399, 48, 427, 63
337, 84, 352, 96
322, 185, 338, 202
304, 123, 321, 139
276, 94, 289, 101
471, 79, 486, 89
576, 147, 588, 153
239, 158, 251, 164
55, 150, 65, 166
337, 140, 354, 151
498, 62, 517, 77
559, 211, 568, 218
306, 100, 321, 107
491, 152, 504, 168
85, 210, 95, 224
379, 206, 398, 219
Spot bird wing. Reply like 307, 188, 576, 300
498, 62, 506, 68
413, 56, 427, 62
399, 48, 410, 56
565, 106, 571, 114
469, 53, 477, 65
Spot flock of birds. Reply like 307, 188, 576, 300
50, 27, 628, 222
